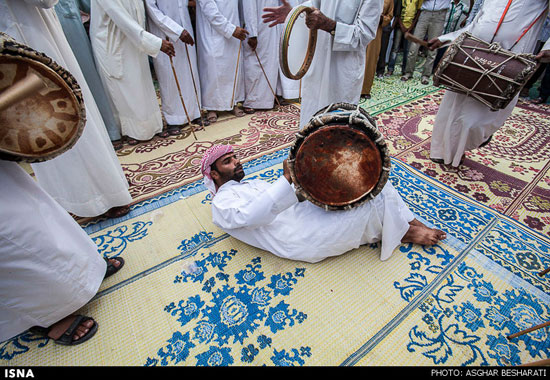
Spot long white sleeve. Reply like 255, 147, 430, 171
145, 0, 184, 42
197, 0, 237, 39
212, 178, 298, 230
96, 0, 162, 57
333, 0, 382, 51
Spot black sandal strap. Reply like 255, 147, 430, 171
104, 257, 125, 278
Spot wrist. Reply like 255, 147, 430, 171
324, 19, 337, 34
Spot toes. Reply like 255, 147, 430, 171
109, 258, 120, 268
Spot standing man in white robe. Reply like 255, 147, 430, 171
201, 145, 446, 263
0, 0, 132, 218
90, 0, 175, 144
145, 0, 204, 135
427, 0, 550, 167
263, 0, 383, 129
241, 0, 299, 113
195, 0, 248, 123
0, 160, 126, 345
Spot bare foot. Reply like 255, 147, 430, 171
232, 107, 245, 117
206, 111, 218, 123
47, 315, 95, 342
402, 219, 446, 245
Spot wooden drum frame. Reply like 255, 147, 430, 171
0, 32, 85, 162
279, 5, 317, 80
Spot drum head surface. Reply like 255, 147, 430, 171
0, 55, 82, 160
293, 124, 383, 207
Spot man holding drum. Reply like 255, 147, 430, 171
426, 0, 550, 167
200, 145, 446, 264
262, 0, 384, 129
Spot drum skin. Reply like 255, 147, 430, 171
433, 32, 539, 111
0, 32, 85, 162
288, 103, 390, 210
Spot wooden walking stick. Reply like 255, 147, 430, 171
507, 321, 550, 340
230, 41, 242, 110
184, 43, 205, 130
167, 37, 197, 140
254, 49, 281, 109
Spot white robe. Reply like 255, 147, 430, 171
145, 0, 202, 124
242, 0, 299, 109
195, 0, 245, 111
430, 0, 550, 167
0, 0, 132, 217
0, 161, 106, 342
298, 0, 382, 128
211, 177, 414, 263
90, 0, 164, 141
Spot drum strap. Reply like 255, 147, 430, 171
490, 0, 513, 43
491, 0, 549, 48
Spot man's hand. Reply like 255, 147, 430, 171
536, 49, 550, 63
283, 159, 292, 184
427, 38, 443, 51
232, 26, 249, 41
305, 8, 336, 33
179, 29, 194, 45
161, 39, 175, 57
262, 0, 292, 27
247, 36, 258, 51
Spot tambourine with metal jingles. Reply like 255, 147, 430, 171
0, 32, 85, 162
279, 5, 317, 80
288, 103, 391, 211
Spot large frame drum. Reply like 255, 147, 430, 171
433, 32, 538, 111
0, 32, 85, 162
279, 5, 317, 80
288, 103, 391, 211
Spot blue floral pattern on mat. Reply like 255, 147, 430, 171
93, 221, 152, 258
407, 261, 550, 366
145, 244, 310, 366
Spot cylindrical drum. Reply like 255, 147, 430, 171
0, 32, 85, 162
288, 103, 390, 211
433, 32, 539, 111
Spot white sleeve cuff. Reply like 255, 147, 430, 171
265, 176, 299, 213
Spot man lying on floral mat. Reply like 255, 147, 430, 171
200, 145, 446, 263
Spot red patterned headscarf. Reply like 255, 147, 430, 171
200, 144, 234, 194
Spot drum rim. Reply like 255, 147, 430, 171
279, 5, 318, 80
288, 103, 391, 210
0, 34, 86, 163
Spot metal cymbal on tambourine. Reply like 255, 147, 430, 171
288, 103, 391, 211
0, 32, 85, 163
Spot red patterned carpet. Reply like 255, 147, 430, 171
376, 91, 550, 239
83, 76, 550, 240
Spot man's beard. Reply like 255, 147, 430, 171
232, 164, 245, 182
220, 164, 245, 183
